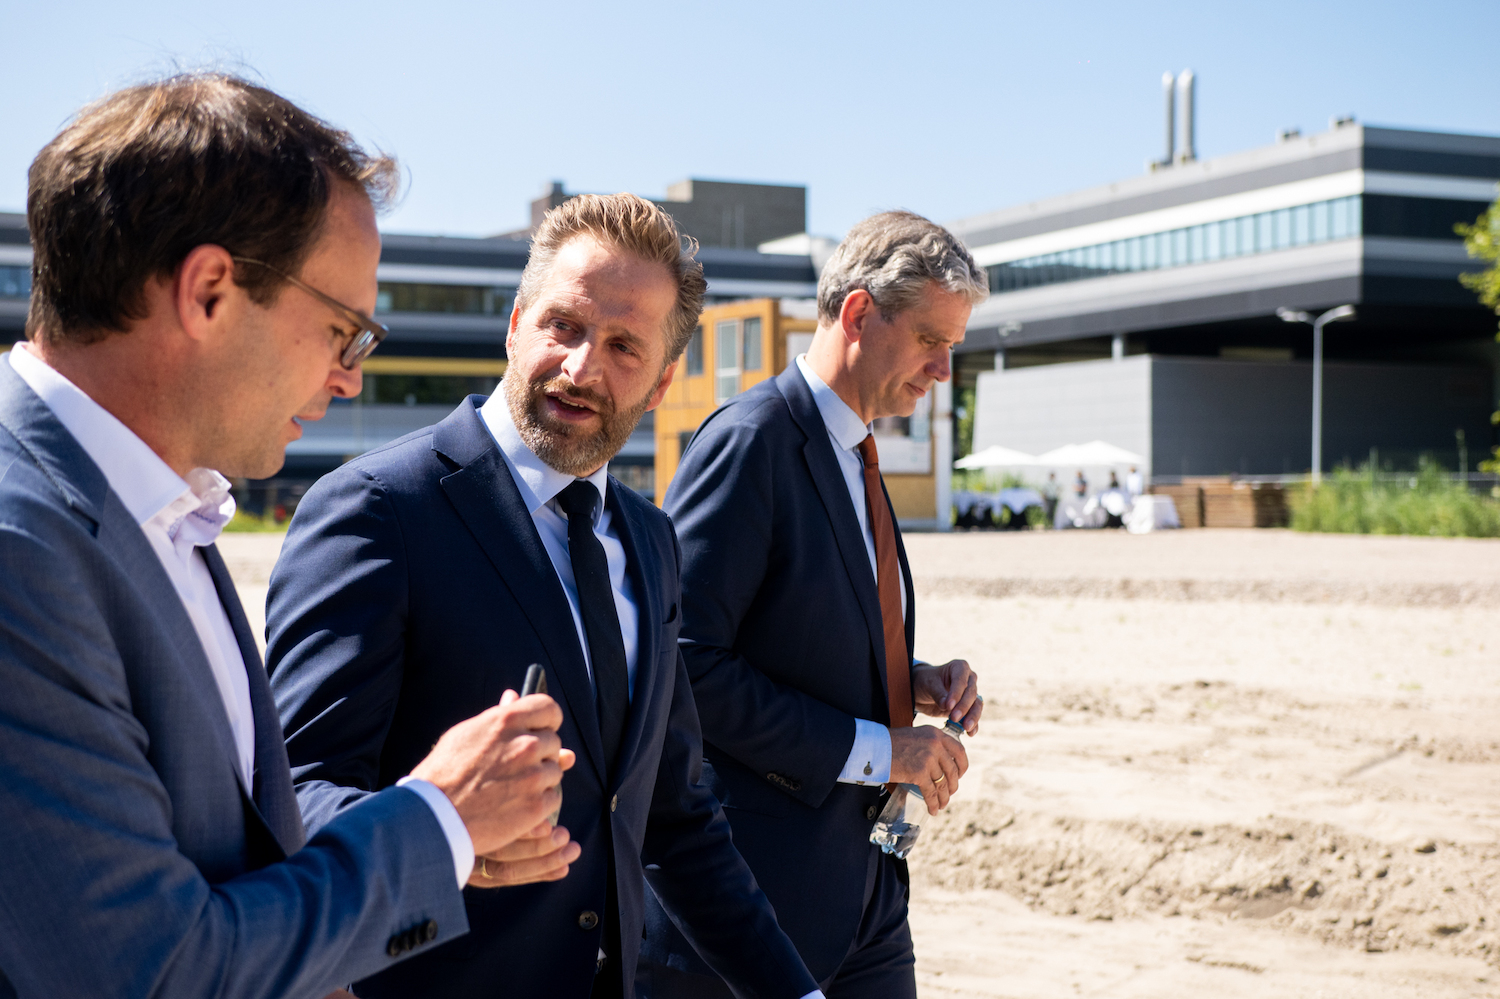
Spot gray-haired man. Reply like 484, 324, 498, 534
639, 211, 989, 997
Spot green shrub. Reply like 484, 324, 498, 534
1289, 459, 1500, 537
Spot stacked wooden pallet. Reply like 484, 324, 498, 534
1150, 479, 1288, 528
1148, 484, 1204, 528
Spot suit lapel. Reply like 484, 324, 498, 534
604, 480, 661, 788
202, 543, 305, 855
774, 368, 891, 702
96, 495, 256, 806
433, 400, 608, 784
0, 366, 256, 812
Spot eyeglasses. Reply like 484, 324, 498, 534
231, 256, 388, 369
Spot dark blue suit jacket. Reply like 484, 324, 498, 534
267, 397, 817, 999
0, 361, 465, 999
644, 365, 917, 984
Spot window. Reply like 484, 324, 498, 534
986, 194, 1365, 296
742, 316, 763, 371
375, 283, 509, 315
715, 320, 740, 403
685, 325, 704, 376
370, 374, 498, 406
0, 266, 30, 299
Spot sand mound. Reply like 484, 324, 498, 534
911, 799, 1500, 966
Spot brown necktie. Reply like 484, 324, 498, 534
856, 435, 913, 732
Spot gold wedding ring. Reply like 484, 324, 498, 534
933, 775, 945, 785
479, 857, 489, 878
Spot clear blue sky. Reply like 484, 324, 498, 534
4, 0, 1497, 240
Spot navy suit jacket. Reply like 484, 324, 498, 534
0, 361, 465, 999
266, 396, 817, 999
644, 365, 917, 983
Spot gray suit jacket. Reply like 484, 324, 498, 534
0, 360, 467, 999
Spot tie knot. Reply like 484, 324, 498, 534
856, 434, 879, 469
557, 479, 600, 523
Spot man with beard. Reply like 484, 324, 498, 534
266, 194, 822, 999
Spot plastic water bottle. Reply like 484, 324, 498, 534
869, 718, 965, 858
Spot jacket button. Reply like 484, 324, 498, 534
867, 805, 878, 821
610, 795, 618, 813
579, 910, 599, 930
386, 935, 404, 957
422, 919, 438, 942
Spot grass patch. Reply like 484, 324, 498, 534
1289, 460, 1500, 538
223, 510, 288, 533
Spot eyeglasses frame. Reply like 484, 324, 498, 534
230, 255, 388, 369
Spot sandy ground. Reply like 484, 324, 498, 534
221, 528, 1500, 998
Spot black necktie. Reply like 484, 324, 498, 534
557, 480, 629, 771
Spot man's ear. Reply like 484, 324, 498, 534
506, 302, 522, 359
838, 289, 875, 344
644, 357, 678, 412
174, 244, 237, 342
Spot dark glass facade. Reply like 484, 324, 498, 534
375, 283, 509, 315
0, 266, 30, 299
988, 196, 1363, 294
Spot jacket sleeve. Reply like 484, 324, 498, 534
664, 412, 854, 809
0, 519, 466, 999
267, 463, 412, 836
641, 648, 820, 999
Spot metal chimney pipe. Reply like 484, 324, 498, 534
1161, 71, 1176, 166
1177, 69, 1196, 163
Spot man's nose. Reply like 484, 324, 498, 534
928, 348, 952, 382
560, 337, 604, 386
328, 362, 362, 399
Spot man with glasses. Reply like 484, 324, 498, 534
0, 74, 573, 998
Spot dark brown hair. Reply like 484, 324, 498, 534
516, 193, 706, 364
26, 72, 398, 345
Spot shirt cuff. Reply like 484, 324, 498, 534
799, 992, 826, 999
836, 719, 891, 785
396, 776, 475, 890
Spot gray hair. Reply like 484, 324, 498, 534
816, 210, 988, 324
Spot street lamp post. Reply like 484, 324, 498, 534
1277, 304, 1357, 484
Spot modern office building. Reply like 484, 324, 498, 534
954, 119, 1500, 479
0, 178, 821, 513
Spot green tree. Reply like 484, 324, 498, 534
1457, 192, 1500, 317
1456, 190, 1500, 471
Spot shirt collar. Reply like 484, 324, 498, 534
479, 381, 609, 524
794, 354, 871, 452
6, 346, 236, 544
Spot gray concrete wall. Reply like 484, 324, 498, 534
972, 356, 1153, 477
1152, 357, 1491, 475
661, 180, 805, 249
973, 355, 1492, 480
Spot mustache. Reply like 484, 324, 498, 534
535, 375, 611, 415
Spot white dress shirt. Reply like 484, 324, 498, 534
5, 346, 473, 889
795, 354, 911, 787
483, 385, 824, 999
479, 386, 640, 689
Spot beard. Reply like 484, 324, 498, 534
504, 370, 654, 477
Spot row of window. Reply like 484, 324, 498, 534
988, 195, 1363, 294
0, 266, 30, 299
375, 283, 510, 315
683, 317, 763, 402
